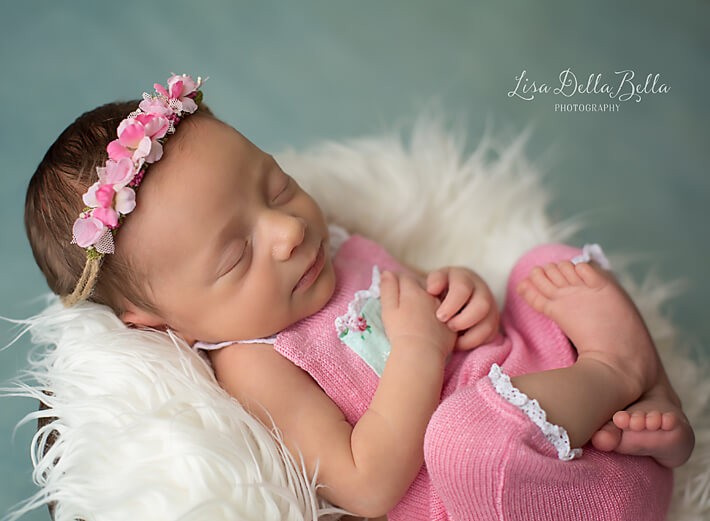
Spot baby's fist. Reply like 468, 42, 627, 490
380, 270, 456, 359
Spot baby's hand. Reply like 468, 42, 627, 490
426, 266, 500, 350
380, 270, 457, 359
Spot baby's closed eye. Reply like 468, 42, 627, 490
269, 170, 294, 204
216, 239, 248, 278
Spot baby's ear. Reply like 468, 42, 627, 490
120, 302, 165, 330
120, 301, 196, 345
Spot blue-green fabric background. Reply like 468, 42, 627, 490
1, 1, 707, 518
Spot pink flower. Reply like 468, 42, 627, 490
82, 181, 102, 208
107, 121, 148, 161
72, 215, 106, 248
93, 206, 119, 228
106, 118, 163, 163
134, 113, 170, 141
138, 96, 173, 118
114, 186, 136, 214
83, 182, 114, 208
97, 157, 137, 189
169, 74, 199, 97
154, 74, 199, 114
89, 188, 135, 228
356, 316, 368, 332
95, 184, 115, 208
81, 178, 136, 230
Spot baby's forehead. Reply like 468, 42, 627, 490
177, 115, 268, 162
133, 119, 269, 221
133, 114, 275, 218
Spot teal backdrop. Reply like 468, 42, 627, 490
1, 1, 708, 518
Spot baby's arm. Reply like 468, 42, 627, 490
210, 271, 455, 518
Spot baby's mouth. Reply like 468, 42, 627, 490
293, 241, 325, 293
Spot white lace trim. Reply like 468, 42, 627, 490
488, 364, 583, 461
334, 266, 381, 336
571, 243, 611, 270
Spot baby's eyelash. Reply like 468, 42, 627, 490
271, 176, 292, 202
220, 240, 248, 277
233, 241, 248, 266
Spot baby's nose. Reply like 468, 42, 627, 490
266, 212, 306, 261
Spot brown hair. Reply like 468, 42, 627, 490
25, 100, 212, 316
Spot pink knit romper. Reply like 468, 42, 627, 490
248, 235, 672, 520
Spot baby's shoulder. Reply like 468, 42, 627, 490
209, 342, 288, 391
208, 342, 324, 415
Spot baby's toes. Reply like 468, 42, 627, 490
661, 412, 680, 431
517, 279, 546, 313
574, 262, 607, 290
591, 421, 621, 452
644, 411, 663, 431
543, 263, 568, 287
529, 266, 559, 296
628, 411, 649, 431
558, 261, 583, 286
612, 410, 631, 429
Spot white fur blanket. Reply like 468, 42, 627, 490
5, 115, 709, 521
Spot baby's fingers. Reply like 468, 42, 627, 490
426, 269, 448, 296
379, 270, 399, 310
454, 316, 500, 350
445, 293, 492, 331
435, 282, 472, 322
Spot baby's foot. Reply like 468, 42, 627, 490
591, 384, 694, 467
517, 260, 659, 403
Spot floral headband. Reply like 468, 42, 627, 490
65, 73, 204, 306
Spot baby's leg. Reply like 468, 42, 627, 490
512, 260, 660, 449
515, 260, 694, 467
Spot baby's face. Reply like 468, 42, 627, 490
121, 115, 336, 344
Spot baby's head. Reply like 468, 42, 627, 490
25, 75, 336, 345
